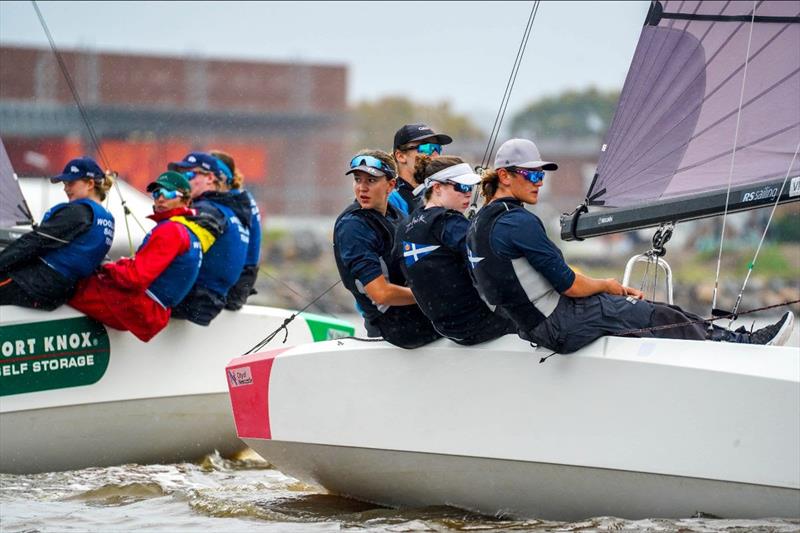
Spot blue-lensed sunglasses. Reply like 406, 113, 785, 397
447, 181, 474, 194
416, 143, 442, 156
182, 170, 213, 181
151, 188, 184, 200
511, 168, 545, 184
350, 155, 395, 177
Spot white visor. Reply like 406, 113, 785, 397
412, 163, 481, 196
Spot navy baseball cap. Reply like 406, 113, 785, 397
393, 123, 453, 150
168, 151, 233, 183
50, 157, 105, 183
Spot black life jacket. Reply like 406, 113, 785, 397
397, 206, 499, 341
333, 201, 441, 349
466, 198, 561, 335
333, 201, 406, 322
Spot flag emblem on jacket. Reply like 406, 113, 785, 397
403, 241, 440, 267
467, 246, 484, 269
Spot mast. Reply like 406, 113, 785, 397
560, 0, 800, 241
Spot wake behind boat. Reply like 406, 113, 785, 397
0, 304, 353, 474
226, 335, 799, 520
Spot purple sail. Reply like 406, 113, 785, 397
589, 0, 800, 208
0, 139, 31, 228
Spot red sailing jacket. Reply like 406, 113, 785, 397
69, 207, 202, 342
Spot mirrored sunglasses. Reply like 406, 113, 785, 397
349, 155, 395, 177
447, 181, 474, 194
416, 143, 442, 156
151, 188, 184, 200
511, 168, 545, 184
182, 170, 213, 181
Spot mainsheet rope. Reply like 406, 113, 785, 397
31, 0, 146, 256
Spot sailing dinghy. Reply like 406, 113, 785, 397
225, 0, 799, 519
0, 140, 355, 474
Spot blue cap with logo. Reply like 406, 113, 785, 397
50, 157, 105, 183
168, 151, 233, 184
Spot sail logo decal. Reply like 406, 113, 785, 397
741, 186, 778, 203
0, 316, 110, 397
227, 366, 253, 387
789, 177, 800, 198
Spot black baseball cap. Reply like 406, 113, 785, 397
393, 123, 453, 151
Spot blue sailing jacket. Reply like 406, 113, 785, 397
232, 189, 262, 266
143, 220, 204, 308
194, 199, 250, 297
40, 198, 114, 281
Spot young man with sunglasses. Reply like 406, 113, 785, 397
467, 138, 794, 353
334, 150, 440, 349
389, 123, 453, 217
168, 151, 252, 326
396, 156, 516, 345
69, 172, 215, 342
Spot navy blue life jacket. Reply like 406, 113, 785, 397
142, 220, 203, 308
466, 199, 560, 335
333, 201, 406, 323
41, 199, 114, 281
236, 189, 262, 266
194, 199, 250, 297
397, 207, 499, 341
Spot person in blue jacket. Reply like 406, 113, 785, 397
467, 138, 795, 353
0, 157, 115, 310
396, 155, 516, 345
333, 149, 440, 349
169, 152, 251, 325
211, 150, 262, 310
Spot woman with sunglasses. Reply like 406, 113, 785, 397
69, 171, 216, 342
168, 152, 252, 326
396, 156, 517, 345
334, 149, 440, 349
467, 138, 791, 353
0, 157, 115, 310
389, 123, 453, 217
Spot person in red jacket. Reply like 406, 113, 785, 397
69, 172, 216, 342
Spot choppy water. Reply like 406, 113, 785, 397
1, 450, 798, 533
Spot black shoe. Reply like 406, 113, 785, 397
746, 312, 794, 346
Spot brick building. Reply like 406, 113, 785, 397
0, 45, 350, 215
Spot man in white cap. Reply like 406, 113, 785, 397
466, 138, 793, 353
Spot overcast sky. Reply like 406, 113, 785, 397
1, 1, 649, 122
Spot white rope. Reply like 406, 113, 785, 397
727, 139, 800, 326
710, 1, 757, 316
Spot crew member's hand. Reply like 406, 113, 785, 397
622, 285, 644, 300
604, 278, 626, 296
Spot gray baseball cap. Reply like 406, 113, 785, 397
494, 138, 558, 171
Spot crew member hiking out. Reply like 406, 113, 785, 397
389, 123, 452, 217
397, 155, 516, 345
334, 149, 440, 349
211, 150, 262, 311
0, 157, 114, 310
69, 172, 216, 342
467, 138, 795, 353
170, 152, 251, 326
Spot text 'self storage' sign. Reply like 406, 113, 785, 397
1, 317, 110, 396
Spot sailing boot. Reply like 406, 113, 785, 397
708, 312, 794, 346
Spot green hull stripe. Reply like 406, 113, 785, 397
300, 312, 355, 342
1, 316, 111, 397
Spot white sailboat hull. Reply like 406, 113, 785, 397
227, 335, 800, 519
0, 305, 352, 474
